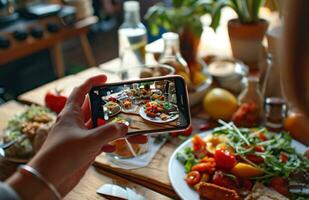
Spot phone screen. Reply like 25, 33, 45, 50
89, 76, 190, 135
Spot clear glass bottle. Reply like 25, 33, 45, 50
238, 77, 264, 126
118, 1, 147, 78
159, 32, 191, 84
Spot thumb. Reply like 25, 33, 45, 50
89, 123, 128, 144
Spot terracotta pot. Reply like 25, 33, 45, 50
179, 27, 201, 71
228, 19, 269, 69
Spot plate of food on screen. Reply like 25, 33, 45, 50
139, 101, 179, 123
103, 101, 121, 117
120, 98, 138, 114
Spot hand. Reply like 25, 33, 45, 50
7, 75, 147, 200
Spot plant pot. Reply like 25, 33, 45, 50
179, 27, 201, 71
228, 19, 269, 70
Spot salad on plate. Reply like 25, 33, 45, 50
176, 121, 309, 200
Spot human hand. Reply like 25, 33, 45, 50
7, 75, 147, 200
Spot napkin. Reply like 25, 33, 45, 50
106, 136, 166, 170
97, 184, 146, 200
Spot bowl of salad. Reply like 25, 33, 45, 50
0, 105, 56, 162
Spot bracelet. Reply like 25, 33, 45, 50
18, 165, 62, 200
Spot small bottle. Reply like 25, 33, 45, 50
264, 97, 287, 131
159, 32, 191, 84
238, 77, 264, 126
118, 1, 147, 78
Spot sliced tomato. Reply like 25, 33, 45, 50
279, 152, 289, 163
185, 171, 201, 186
214, 149, 237, 171
270, 177, 290, 197
258, 132, 268, 141
192, 135, 206, 152
191, 162, 215, 173
246, 154, 264, 164
255, 145, 265, 152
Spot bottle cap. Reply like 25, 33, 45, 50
124, 1, 140, 11
162, 32, 179, 41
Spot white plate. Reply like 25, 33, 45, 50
168, 131, 308, 200
139, 106, 178, 123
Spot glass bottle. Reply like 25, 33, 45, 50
118, 1, 147, 78
261, 53, 288, 131
159, 32, 191, 84
238, 77, 264, 126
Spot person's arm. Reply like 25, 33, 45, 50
4, 75, 147, 199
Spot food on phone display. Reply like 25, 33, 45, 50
105, 101, 119, 112
2, 105, 56, 159
144, 101, 177, 121
176, 123, 309, 199
90, 77, 188, 134
122, 99, 132, 109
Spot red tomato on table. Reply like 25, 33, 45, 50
45, 90, 68, 114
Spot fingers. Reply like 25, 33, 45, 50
89, 122, 128, 144
127, 135, 148, 144
81, 95, 91, 123
85, 118, 93, 129
67, 75, 107, 108
100, 144, 116, 153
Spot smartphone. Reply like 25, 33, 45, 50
89, 75, 191, 136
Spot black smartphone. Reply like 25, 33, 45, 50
89, 75, 191, 136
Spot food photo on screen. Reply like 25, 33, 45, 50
89, 78, 189, 135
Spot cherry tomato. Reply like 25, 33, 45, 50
192, 162, 215, 173
192, 135, 206, 152
270, 177, 290, 197
255, 145, 265, 152
45, 90, 68, 114
214, 149, 237, 171
212, 170, 237, 189
246, 154, 264, 164
257, 132, 268, 141
185, 171, 201, 186
279, 152, 288, 163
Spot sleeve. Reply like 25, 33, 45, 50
0, 182, 21, 200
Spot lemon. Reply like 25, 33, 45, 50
203, 88, 238, 120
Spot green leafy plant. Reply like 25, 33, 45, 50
145, 0, 216, 37
211, 0, 267, 29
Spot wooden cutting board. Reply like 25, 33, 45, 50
94, 141, 180, 198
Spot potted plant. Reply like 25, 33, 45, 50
211, 0, 269, 70
145, 0, 215, 71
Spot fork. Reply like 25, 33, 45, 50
0, 134, 27, 150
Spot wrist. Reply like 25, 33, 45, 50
6, 171, 55, 200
